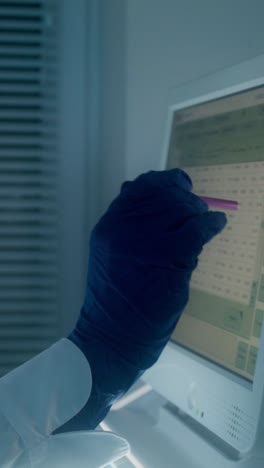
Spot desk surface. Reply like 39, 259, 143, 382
104, 381, 264, 468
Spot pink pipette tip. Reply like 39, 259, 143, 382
199, 196, 240, 211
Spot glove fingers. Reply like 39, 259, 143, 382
121, 169, 193, 197
166, 190, 209, 219
176, 211, 227, 261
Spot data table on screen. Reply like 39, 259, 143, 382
187, 162, 264, 305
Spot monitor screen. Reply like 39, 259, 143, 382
166, 85, 264, 383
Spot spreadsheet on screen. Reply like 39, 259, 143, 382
166, 86, 264, 382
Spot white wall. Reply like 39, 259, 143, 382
125, 0, 264, 180
97, 0, 127, 214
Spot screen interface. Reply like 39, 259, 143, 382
166, 86, 264, 382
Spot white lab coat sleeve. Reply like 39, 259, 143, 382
0, 338, 130, 467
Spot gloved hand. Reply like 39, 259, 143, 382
62, 169, 227, 431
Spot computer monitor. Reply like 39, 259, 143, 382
142, 54, 264, 459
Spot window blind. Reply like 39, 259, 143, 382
0, 0, 59, 376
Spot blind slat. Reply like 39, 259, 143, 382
0, 1, 43, 6
0, 84, 43, 93
0, 223, 57, 232
0, 214, 58, 224
0, 315, 57, 325
0, 149, 56, 158
0, 46, 57, 55
0, 71, 42, 79
0, 123, 56, 132
0, 33, 43, 42
0, 20, 44, 30
0, 135, 56, 144
0, 276, 57, 286
0, 97, 56, 107
0, 341, 56, 353
0, 186, 57, 195
0, 58, 56, 67
0, 300, 57, 310
0, 109, 52, 117
0, 7, 43, 18
0, 288, 57, 304
0, 180, 57, 189
0, 195, 57, 205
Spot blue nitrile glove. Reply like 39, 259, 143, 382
56, 169, 227, 433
